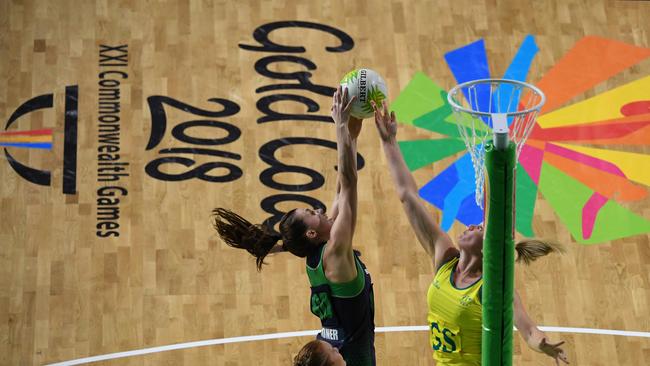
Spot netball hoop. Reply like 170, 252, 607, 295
447, 79, 545, 206
447, 79, 545, 366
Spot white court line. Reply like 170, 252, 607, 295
47, 325, 650, 366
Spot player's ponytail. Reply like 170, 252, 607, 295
515, 238, 566, 265
212, 207, 319, 270
212, 208, 281, 271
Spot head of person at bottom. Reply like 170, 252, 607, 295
293, 340, 346, 366
211, 207, 332, 270
457, 224, 566, 265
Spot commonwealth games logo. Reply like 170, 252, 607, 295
1, 86, 78, 194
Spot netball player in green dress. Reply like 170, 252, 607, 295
213, 86, 375, 365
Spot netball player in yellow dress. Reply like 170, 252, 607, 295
372, 100, 569, 365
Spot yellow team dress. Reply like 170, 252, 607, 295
427, 256, 482, 365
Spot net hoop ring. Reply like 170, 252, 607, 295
446, 78, 546, 116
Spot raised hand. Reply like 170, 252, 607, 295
331, 85, 356, 128
371, 100, 397, 143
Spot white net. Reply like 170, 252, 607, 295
447, 79, 545, 206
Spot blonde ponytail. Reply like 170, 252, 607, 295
515, 239, 565, 265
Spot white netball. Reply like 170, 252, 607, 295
339, 68, 388, 119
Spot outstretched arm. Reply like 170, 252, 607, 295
324, 86, 358, 282
514, 291, 569, 365
328, 117, 362, 224
373, 100, 456, 269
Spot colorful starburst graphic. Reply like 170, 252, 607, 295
391, 36, 650, 244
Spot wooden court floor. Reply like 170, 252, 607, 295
1, 0, 649, 365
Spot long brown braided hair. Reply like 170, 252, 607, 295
211, 208, 321, 271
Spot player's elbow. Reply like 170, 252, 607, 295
397, 188, 416, 204
340, 169, 357, 187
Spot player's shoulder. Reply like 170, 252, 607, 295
435, 247, 460, 273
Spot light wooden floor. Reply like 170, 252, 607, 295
1, 0, 649, 365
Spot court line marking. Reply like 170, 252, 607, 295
46, 325, 650, 365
